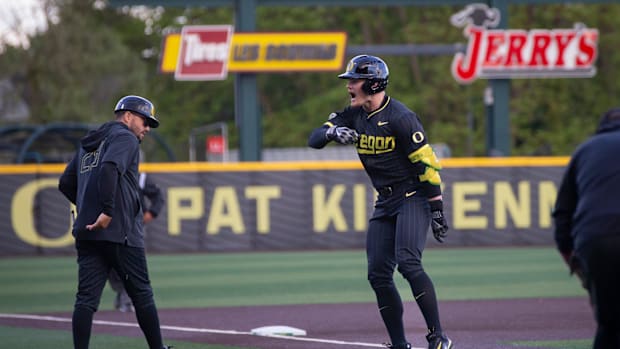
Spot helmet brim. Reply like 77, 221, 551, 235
131, 110, 159, 128
146, 117, 159, 128
338, 72, 357, 79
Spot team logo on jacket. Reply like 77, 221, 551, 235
357, 134, 395, 154
450, 3, 598, 84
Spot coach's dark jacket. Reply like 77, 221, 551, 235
553, 108, 620, 256
59, 121, 145, 247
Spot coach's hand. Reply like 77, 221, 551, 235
429, 200, 448, 243
86, 213, 112, 231
326, 126, 359, 145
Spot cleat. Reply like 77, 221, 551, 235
426, 331, 453, 349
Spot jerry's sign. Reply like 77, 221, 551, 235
450, 3, 598, 84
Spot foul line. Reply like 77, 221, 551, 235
0, 313, 425, 348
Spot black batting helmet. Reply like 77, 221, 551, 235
338, 55, 389, 95
114, 95, 159, 128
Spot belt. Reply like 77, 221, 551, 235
376, 179, 416, 197
377, 186, 393, 197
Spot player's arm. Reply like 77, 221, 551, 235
392, 113, 443, 198
308, 124, 332, 149
394, 113, 448, 242
142, 175, 165, 218
308, 111, 358, 148
410, 143, 448, 242
408, 143, 443, 199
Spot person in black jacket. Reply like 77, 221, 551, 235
308, 55, 452, 349
109, 172, 165, 312
553, 107, 620, 349
58, 95, 171, 349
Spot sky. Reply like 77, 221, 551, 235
0, 0, 47, 50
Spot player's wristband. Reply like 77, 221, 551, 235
429, 199, 443, 212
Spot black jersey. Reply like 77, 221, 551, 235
325, 96, 434, 190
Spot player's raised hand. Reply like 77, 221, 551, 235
326, 126, 359, 145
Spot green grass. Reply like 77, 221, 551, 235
0, 326, 252, 349
0, 247, 586, 313
510, 338, 592, 349
0, 247, 589, 349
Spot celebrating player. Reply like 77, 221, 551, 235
308, 55, 453, 349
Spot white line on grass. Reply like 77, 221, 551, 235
0, 313, 424, 348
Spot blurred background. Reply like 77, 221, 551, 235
1, 0, 618, 163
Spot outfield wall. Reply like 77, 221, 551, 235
0, 157, 569, 256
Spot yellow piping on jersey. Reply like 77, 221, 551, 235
409, 144, 442, 185
367, 96, 390, 119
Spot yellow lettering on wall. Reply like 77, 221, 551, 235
207, 186, 245, 234
353, 184, 367, 231
494, 181, 530, 228
168, 187, 203, 235
452, 182, 487, 229
12, 178, 73, 247
245, 186, 281, 234
312, 184, 347, 232
538, 181, 557, 228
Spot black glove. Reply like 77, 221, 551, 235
429, 200, 448, 243
326, 126, 359, 145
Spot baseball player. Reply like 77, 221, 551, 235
308, 55, 452, 349
58, 95, 172, 349
108, 171, 165, 313
553, 107, 620, 349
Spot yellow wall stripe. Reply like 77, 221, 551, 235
0, 157, 571, 174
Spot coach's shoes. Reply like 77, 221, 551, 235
426, 331, 453, 349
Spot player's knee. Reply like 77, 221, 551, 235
396, 260, 424, 280
127, 287, 155, 309
368, 273, 395, 290
74, 301, 98, 313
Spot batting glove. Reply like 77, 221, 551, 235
430, 200, 449, 243
326, 126, 359, 145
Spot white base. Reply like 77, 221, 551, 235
251, 325, 307, 337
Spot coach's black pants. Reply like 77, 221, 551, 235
579, 235, 620, 349
73, 240, 164, 349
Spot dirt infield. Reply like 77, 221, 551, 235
0, 297, 594, 349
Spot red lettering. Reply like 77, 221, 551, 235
451, 22, 598, 83
505, 31, 528, 66
553, 32, 575, 66
452, 27, 484, 83
483, 32, 505, 67
528, 31, 551, 66
576, 30, 598, 67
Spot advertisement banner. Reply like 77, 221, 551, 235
0, 158, 568, 256
450, 3, 598, 83
160, 31, 347, 75
174, 25, 234, 81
